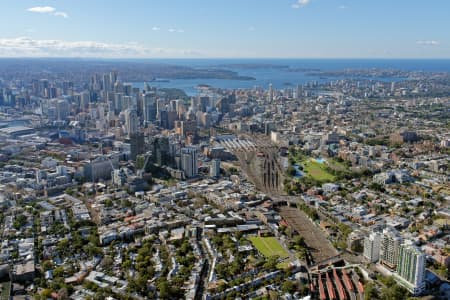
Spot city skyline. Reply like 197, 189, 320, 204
0, 0, 449, 58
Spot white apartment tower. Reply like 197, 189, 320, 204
363, 232, 381, 263
181, 147, 198, 178
395, 242, 426, 296
210, 159, 221, 178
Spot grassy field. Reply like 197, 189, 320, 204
303, 159, 336, 182
249, 237, 289, 258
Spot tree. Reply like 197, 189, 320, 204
104, 199, 113, 208
13, 214, 27, 229
364, 282, 378, 300
57, 238, 70, 256
41, 289, 53, 298
381, 284, 407, 300
264, 255, 279, 270
281, 280, 297, 294
158, 280, 170, 299
42, 260, 53, 271
287, 166, 297, 177
53, 266, 65, 278
101, 256, 114, 272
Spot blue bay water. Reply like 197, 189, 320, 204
132, 59, 450, 96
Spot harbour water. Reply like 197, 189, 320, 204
132, 59, 450, 96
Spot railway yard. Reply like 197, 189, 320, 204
279, 206, 338, 264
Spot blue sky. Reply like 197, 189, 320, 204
0, 0, 449, 58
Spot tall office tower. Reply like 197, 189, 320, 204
97, 104, 105, 121
114, 80, 123, 93
122, 83, 132, 96
122, 95, 136, 111
124, 109, 138, 136
264, 121, 275, 136
170, 99, 178, 112
150, 136, 171, 166
395, 242, 426, 295
102, 73, 111, 91
142, 92, 157, 123
156, 98, 167, 117
180, 120, 197, 137
80, 91, 90, 111
199, 112, 212, 128
110, 71, 118, 87
380, 227, 403, 270
296, 84, 302, 99
45, 87, 57, 99
173, 99, 184, 115
130, 132, 145, 161
39, 79, 49, 97
363, 232, 381, 263
210, 159, 221, 177
181, 147, 198, 178
268, 83, 274, 102
216, 97, 230, 114
114, 93, 123, 115
159, 110, 177, 130
56, 99, 70, 120
199, 96, 210, 112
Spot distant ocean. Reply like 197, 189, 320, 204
132, 59, 450, 96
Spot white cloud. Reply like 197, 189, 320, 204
248, 26, 256, 32
292, 0, 311, 9
152, 26, 161, 31
27, 6, 56, 13
339, 5, 348, 9
27, 6, 68, 18
0, 37, 202, 58
416, 40, 440, 46
168, 28, 184, 33
53, 11, 69, 18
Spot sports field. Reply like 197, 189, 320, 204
303, 159, 335, 181
249, 237, 289, 258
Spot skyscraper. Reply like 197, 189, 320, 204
130, 132, 145, 161
124, 108, 138, 137
363, 232, 381, 263
56, 99, 70, 120
380, 227, 403, 270
142, 92, 157, 123
210, 159, 221, 178
395, 242, 426, 295
150, 136, 171, 166
268, 83, 274, 102
181, 147, 198, 178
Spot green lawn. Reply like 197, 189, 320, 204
249, 237, 289, 258
303, 159, 335, 182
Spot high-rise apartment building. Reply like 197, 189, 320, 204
210, 159, 221, 178
363, 232, 381, 263
124, 108, 138, 137
395, 242, 426, 296
380, 227, 403, 270
181, 147, 198, 178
